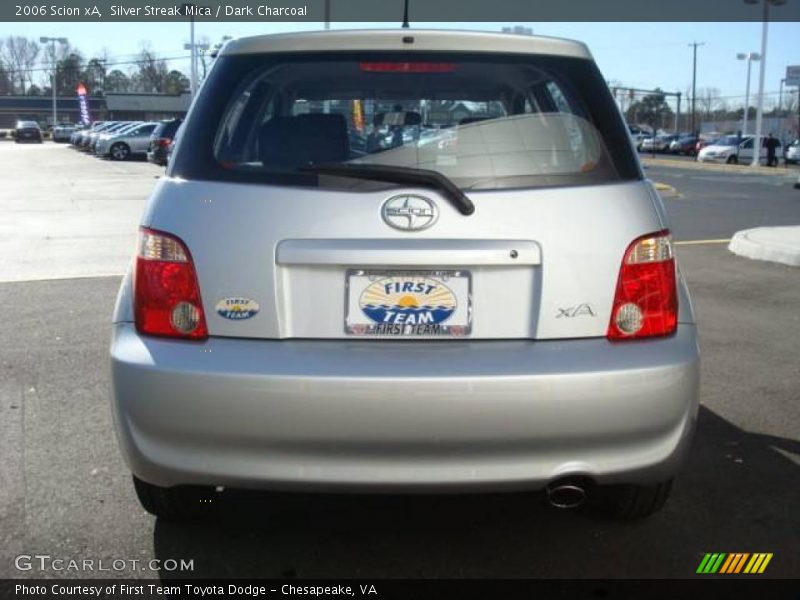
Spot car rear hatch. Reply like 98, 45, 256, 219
146, 32, 664, 342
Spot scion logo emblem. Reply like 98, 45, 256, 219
382, 195, 439, 231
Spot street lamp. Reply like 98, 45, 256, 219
736, 52, 760, 137
744, 0, 787, 167
39, 36, 68, 130
181, 4, 209, 99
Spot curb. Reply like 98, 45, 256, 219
728, 226, 800, 267
652, 181, 680, 198
641, 157, 796, 177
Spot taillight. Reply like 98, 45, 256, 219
607, 230, 677, 340
157, 138, 171, 147
134, 228, 208, 340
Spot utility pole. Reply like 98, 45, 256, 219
689, 41, 705, 136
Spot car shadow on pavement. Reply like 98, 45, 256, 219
153, 406, 799, 579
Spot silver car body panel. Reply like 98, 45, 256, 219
111, 322, 699, 491
223, 29, 592, 60
134, 178, 675, 340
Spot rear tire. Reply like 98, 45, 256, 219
595, 479, 673, 519
132, 475, 216, 520
726, 155, 738, 164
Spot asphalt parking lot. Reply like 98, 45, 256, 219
0, 143, 798, 579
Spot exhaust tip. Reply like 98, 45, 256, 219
546, 480, 588, 509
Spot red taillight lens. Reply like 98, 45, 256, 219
607, 230, 677, 340
134, 228, 208, 340
157, 138, 171, 147
359, 62, 456, 73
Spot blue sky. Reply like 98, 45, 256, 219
7, 21, 800, 108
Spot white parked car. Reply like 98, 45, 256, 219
785, 139, 799, 165
696, 135, 780, 165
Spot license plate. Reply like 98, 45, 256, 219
346, 270, 471, 337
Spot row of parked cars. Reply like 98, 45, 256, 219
629, 125, 800, 165
629, 128, 701, 155
69, 118, 182, 165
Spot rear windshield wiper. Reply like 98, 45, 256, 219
299, 163, 475, 216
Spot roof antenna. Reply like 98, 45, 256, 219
401, 0, 410, 28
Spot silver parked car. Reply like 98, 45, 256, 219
110, 30, 700, 520
95, 122, 158, 160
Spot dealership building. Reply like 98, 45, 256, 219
0, 92, 191, 128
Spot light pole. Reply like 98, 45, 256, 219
181, 4, 201, 99
39, 36, 68, 130
736, 52, 760, 136
778, 77, 786, 113
744, 0, 787, 167
688, 41, 705, 136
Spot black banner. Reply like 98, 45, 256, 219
2, 579, 799, 600
4, 0, 800, 22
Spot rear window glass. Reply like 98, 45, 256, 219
153, 120, 182, 138
172, 51, 640, 190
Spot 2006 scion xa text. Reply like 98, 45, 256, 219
110, 29, 700, 519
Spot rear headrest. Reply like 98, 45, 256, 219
259, 113, 349, 167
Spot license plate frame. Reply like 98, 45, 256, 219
345, 269, 472, 337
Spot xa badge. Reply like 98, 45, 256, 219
557, 303, 596, 318
382, 195, 438, 231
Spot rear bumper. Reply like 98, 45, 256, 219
110, 324, 700, 492
147, 148, 168, 164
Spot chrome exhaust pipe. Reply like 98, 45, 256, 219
546, 480, 587, 509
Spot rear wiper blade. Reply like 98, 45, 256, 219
300, 163, 475, 216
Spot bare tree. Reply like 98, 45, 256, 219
696, 87, 720, 119
40, 39, 75, 88
0, 39, 12, 95
1, 36, 41, 94
130, 45, 168, 92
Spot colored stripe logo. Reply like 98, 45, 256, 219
697, 553, 773, 574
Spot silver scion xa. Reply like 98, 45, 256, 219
110, 30, 700, 519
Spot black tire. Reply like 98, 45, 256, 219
110, 142, 131, 161
594, 479, 673, 519
132, 475, 216, 520
726, 155, 738, 164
